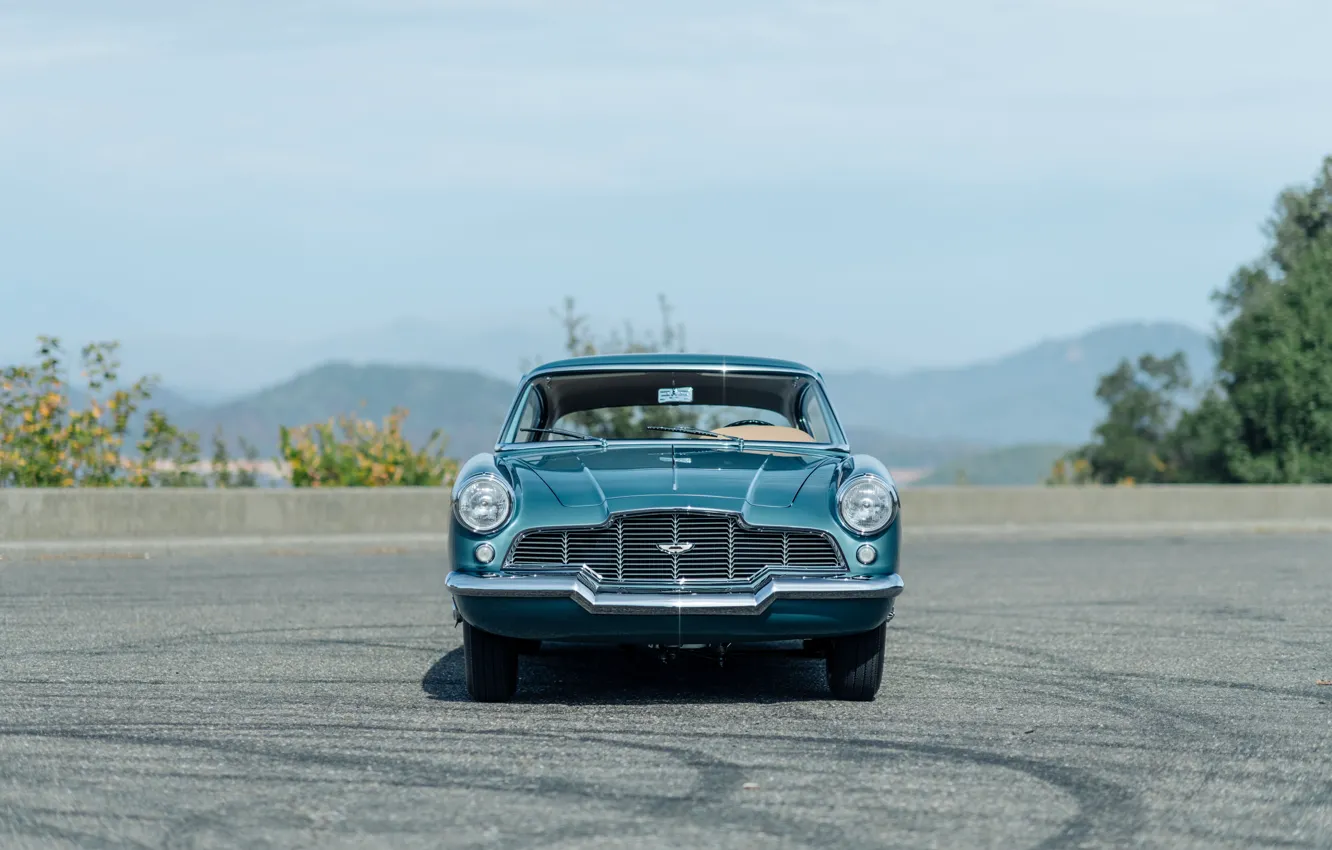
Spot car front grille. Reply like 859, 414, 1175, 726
506, 510, 846, 584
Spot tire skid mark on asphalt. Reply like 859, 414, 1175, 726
447, 728, 1136, 850
891, 660, 1151, 726
2, 728, 862, 850
908, 652, 1332, 704
14, 623, 441, 659
0, 723, 1136, 850
0, 810, 160, 850
157, 798, 351, 850
902, 627, 1292, 742
481, 735, 859, 850
893, 626, 1327, 826
1292, 778, 1332, 813
0, 724, 716, 804
1175, 820, 1330, 849
0, 641, 1232, 850
896, 654, 1327, 739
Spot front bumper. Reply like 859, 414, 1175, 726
446, 568, 904, 616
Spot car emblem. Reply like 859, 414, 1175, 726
657, 543, 694, 555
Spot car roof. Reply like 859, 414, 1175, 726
522, 352, 822, 380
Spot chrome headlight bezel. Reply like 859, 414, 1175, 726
452, 473, 514, 534
836, 473, 899, 536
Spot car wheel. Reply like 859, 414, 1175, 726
515, 639, 542, 655
463, 622, 518, 702
826, 622, 886, 701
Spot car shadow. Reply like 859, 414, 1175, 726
421, 641, 832, 704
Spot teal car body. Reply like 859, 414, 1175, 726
445, 353, 904, 701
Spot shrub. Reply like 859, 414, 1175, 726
278, 407, 458, 487
4, 337, 457, 488
209, 426, 261, 488
4, 337, 171, 486
0, 337, 262, 488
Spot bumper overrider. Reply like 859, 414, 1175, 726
446, 566, 904, 616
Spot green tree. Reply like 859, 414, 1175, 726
1185, 156, 1332, 483
1060, 353, 1193, 484
1062, 155, 1332, 484
1208, 239, 1332, 482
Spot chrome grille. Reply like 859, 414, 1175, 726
507, 511, 845, 584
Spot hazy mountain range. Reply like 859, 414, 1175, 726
823, 320, 1215, 446
51, 319, 1209, 479
24, 320, 1215, 483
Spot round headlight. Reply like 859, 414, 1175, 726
454, 475, 512, 533
838, 475, 897, 535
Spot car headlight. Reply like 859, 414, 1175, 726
454, 475, 512, 533
837, 475, 898, 535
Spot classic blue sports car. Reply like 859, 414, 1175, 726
445, 353, 904, 701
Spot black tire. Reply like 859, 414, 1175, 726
826, 622, 886, 701
463, 622, 518, 702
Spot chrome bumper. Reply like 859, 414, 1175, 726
445, 569, 904, 615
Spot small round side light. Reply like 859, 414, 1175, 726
856, 544, 877, 565
474, 543, 496, 565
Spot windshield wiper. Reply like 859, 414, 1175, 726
519, 428, 607, 448
644, 425, 744, 450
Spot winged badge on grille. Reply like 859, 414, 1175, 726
657, 543, 694, 555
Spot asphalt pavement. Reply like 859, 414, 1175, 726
2, 534, 1330, 849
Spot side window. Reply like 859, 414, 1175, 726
512, 386, 543, 442
799, 386, 834, 443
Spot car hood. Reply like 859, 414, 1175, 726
503, 445, 842, 508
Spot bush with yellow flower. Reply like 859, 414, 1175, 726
3, 337, 456, 489
277, 408, 458, 488
0, 337, 205, 488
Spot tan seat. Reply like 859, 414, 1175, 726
708, 424, 816, 443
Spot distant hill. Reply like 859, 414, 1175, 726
173, 363, 517, 460
823, 321, 1213, 446
171, 369, 996, 465
34, 320, 1214, 469
914, 443, 1073, 486
158, 367, 999, 465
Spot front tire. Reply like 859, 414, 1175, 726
826, 622, 886, 701
463, 622, 518, 702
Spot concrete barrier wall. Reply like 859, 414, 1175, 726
0, 489, 454, 542
900, 485, 1332, 526
2, 486, 1331, 553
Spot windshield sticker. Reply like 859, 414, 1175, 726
658, 386, 693, 403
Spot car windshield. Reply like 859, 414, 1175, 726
500, 369, 846, 446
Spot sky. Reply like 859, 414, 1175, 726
3, 0, 1332, 388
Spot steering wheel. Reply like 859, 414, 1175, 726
722, 419, 771, 428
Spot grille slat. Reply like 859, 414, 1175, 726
508, 511, 845, 585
